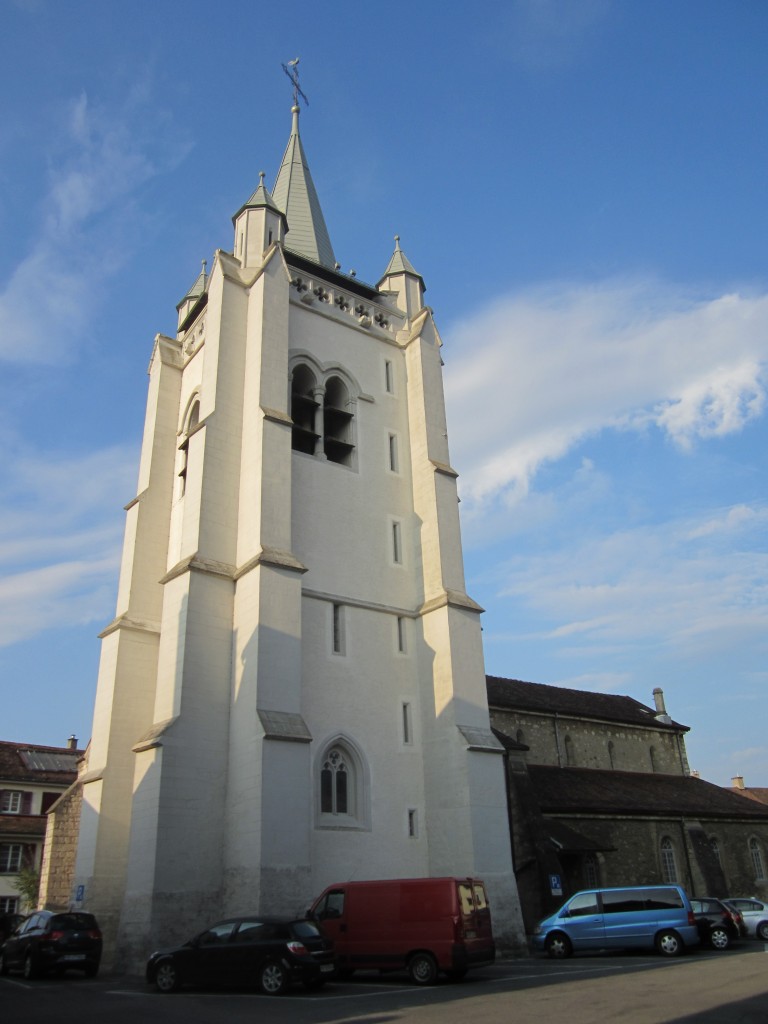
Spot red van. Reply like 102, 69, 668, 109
310, 877, 495, 984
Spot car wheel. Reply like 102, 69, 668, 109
757, 922, 768, 941
656, 929, 683, 957
545, 933, 572, 959
23, 953, 42, 979
259, 960, 289, 995
154, 960, 181, 993
408, 952, 439, 985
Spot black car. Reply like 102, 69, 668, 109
689, 898, 742, 951
0, 910, 102, 978
146, 916, 336, 994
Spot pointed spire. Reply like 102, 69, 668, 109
176, 259, 209, 310
380, 235, 423, 282
271, 105, 335, 268
232, 171, 284, 224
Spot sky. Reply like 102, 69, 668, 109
0, 0, 766, 787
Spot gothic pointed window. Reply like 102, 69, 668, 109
290, 365, 319, 455
320, 747, 352, 816
750, 837, 765, 880
323, 376, 354, 465
179, 398, 200, 497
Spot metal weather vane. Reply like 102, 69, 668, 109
281, 58, 309, 107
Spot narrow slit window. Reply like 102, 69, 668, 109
402, 702, 412, 744
388, 433, 399, 472
396, 616, 406, 653
392, 521, 402, 564
332, 603, 345, 655
385, 360, 394, 394
408, 809, 418, 838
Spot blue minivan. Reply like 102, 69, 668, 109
532, 885, 700, 958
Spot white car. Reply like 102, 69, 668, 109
725, 898, 768, 940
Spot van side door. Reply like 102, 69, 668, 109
313, 889, 348, 961
559, 892, 604, 950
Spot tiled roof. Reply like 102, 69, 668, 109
486, 675, 687, 732
529, 764, 768, 820
0, 741, 82, 786
730, 787, 768, 806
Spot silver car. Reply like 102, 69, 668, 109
725, 898, 768, 940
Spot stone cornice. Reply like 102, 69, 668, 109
160, 553, 235, 585
234, 547, 308, 580
419, 589, 485, 616
430, 459, 459, 479
261, 406, 293, 427
302, 588, 417, 618
98, 614, 161, 640
132, 717, 179, 753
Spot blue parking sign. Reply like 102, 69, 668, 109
549, 874, 562, 896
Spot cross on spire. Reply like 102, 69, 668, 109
281, 58, 309, 108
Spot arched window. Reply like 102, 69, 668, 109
316, 739, 369, 830
323, 376, 354, 466
321, 747, 351, 815
564, 735, 575, 766
515, 729, 525, 747
749, 837, 765, 880
290, 363, 357, 466
179, 398, 200, 496
660, 837, 678, 883
290, 365, 319, 455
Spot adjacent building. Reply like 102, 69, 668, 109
0, 739, 81, 914
488, 677, 768, 932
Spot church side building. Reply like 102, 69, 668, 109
72, 102, 526, 968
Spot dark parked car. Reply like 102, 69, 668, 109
0, 912, 24, 946
689, 898, 742, 950
0, 910, 102, 978
724, 898, 768, 940
146, 916, 336, 994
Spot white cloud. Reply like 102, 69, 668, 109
444, 281, 768, 510
0, 442, 136, 646
0, 89, 190, 365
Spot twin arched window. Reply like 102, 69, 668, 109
317, 739, 369, 830
291, 364, 355, 466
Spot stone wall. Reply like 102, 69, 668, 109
38, 780, 83, 911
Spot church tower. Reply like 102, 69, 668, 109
73, 97, 526, 968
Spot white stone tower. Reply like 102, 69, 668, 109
73, 99, 526, 968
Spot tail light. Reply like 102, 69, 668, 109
88, 929, 102, 940
286, 941, 309, 956
687, 911, 696, 926
48, 930, 64, 941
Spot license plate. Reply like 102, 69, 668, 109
320, 964, 334, 973
60, 954, 86, 962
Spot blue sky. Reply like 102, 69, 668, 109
1, 0, 766, 787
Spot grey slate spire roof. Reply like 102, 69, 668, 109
271, 105, 335, 268
379, 235, 425, 288
176, 259, 208, 311
232, 171, 285, 223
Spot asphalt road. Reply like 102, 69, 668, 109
2, 944, 767, 1024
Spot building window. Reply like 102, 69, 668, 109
402, 702, 412, 745
396, 616, 406, 653
320, 748, 350, 816
584, 853, 600, 888
0, 844, 23, 873
332, 603, 345, 655
660, 837, 678, 883
291, 364, 356, 466
649, 745, 658, 772
408, 809, 418, 838
391, 521, 403, 564
516, 729, 525, 746
0, 791, 22, 814
388, 433, 399, 473
384, 359, 394, 394
0, 896, 18, 914
749, 837, 765, 880
607, 741, 615, 769
710, 836, 721, 866
178, 398, 200, 496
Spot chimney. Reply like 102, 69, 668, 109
732, 775, 745, 790
652, 688, 672, 724
691, 770, 700, 779
67, 735, 78, 750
